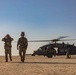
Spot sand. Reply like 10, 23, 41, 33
0, 55, 76, 75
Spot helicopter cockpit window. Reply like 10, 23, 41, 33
38, 48, 42, 51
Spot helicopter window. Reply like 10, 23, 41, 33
38, 48, 42, 51
61, 49, 64, 52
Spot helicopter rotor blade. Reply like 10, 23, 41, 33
29, 39, 76, 42
28, 40, 52, 42
60, 39, 76, 41
29, 36, 69, 42
57, 36, 68, 40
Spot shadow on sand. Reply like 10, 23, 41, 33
10, 61, 76, 64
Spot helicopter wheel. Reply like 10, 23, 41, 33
47, 54, 53, 58
32, 54, 35, 56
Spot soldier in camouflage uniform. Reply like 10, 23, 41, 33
17, 32, 28, 62
2, 34, 13, 62
66, 45, 71, 59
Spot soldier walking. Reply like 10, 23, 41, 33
2, 34, 13, 62
17, 32, 28, 62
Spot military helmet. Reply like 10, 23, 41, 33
21, 32, 25, 36
6, 34, 10, 36
5, 34, 10, 38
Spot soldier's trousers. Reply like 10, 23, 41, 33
19, 47, 26, 62
5, 49, 12, 61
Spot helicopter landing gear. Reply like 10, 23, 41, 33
47, 54, 53, 58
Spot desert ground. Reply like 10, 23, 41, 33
0, 55, 76, 75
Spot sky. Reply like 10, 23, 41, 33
0, 0, 76, 55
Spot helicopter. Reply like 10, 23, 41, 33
29, 36, 76, 58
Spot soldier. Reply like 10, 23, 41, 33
66, 45, 71, 59
2, 34, 13, 62
17, 32, 28, 62
46, 46, 53, 58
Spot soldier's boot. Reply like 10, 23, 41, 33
22, 58, 24, 63
21, 56, 23, 62
22, 53, 25, 62
21, 55, 24, 63
21, 56, 24, 63
22, 59, 24, 63
22, 55, 25, 62
10, 58, 12, 61
5, 53, 8, 62
9, 56, 12, 61
10, 56, 12, 61
9, 53, 12, 61
5, 58, 8, 62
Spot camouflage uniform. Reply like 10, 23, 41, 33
66, 45, 71, 58
17, 32, 28, 62
2, 34, 13, 62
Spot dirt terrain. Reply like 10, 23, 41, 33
0, 55, 76, 75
